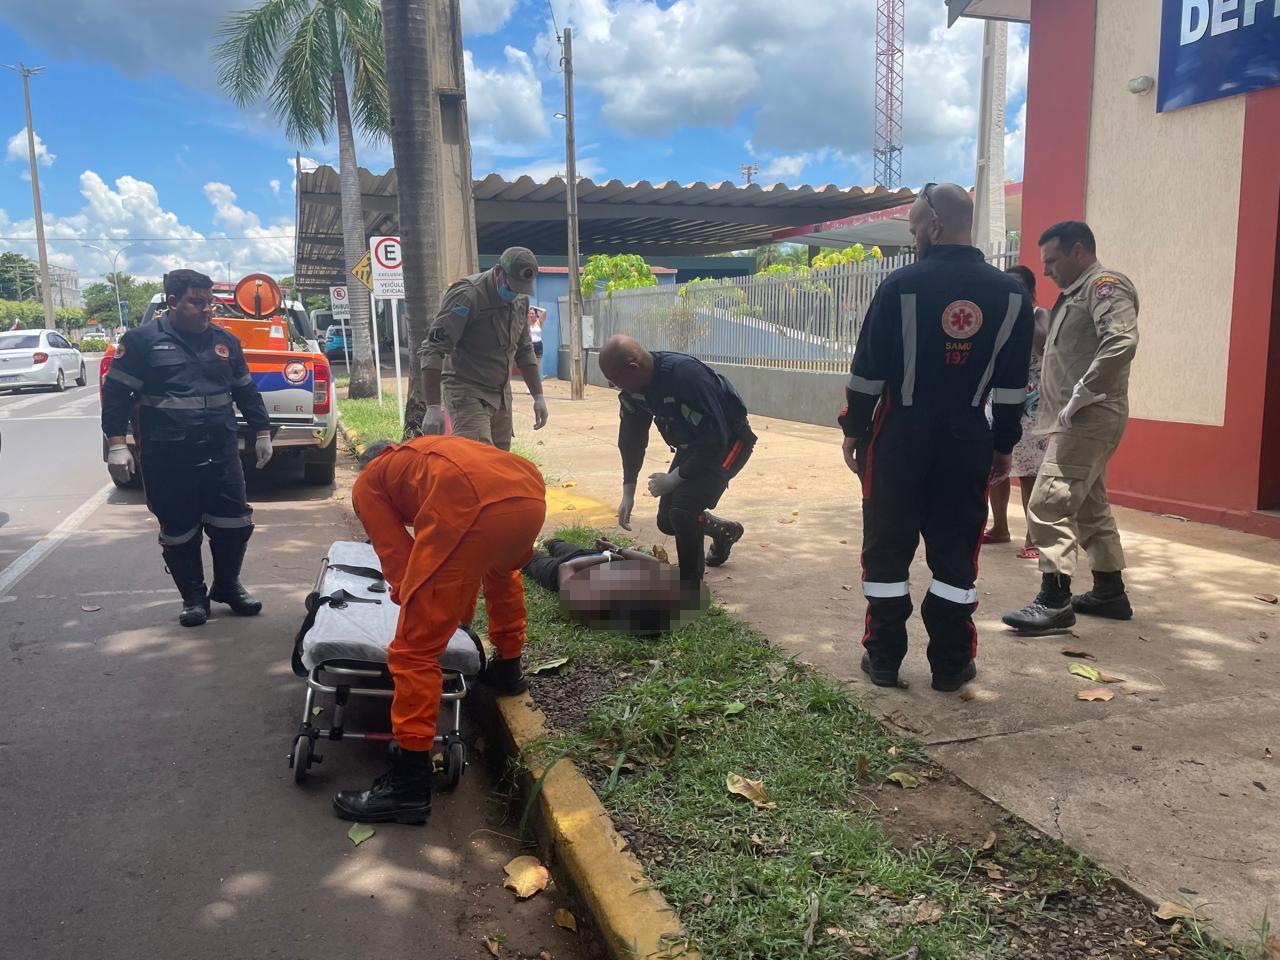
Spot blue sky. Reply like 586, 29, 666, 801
0, 0, 1028, 285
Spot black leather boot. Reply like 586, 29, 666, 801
333, 746, 433, 825
1072, 570, 1133, 620
1002, 574, 1076, 632
208, 528, 262, 616
479, 655, 528, 695
704, 513, 744, 568
860, 651, 900, 688
162, 542, 209, 628
932, 661, 978, 693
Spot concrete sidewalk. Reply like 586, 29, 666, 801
518, 378, 1280, 945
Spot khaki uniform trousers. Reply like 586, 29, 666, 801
443, 381, 513, 451
1027, 423, 1127, 578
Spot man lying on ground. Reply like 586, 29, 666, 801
522, 537, 701, 635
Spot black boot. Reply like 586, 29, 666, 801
1002, 574, 1076, 632
932, 661, 978, 693
704, 513, 744, 568
208, 529, 262, 616
860, 651, 900, 688
1072, 570, 1133, 620
479, 655, 528, 695
162, 542, 209, 628
333, 746, 433, 825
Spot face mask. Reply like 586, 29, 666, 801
496, 281, 518, 302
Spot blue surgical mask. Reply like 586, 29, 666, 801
496, 281, 518, 303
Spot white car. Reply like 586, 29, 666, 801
0, 329, 87, 393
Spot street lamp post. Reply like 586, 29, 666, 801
3, 62, 56, 330
81, 242, 134, 330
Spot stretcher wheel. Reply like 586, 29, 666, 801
291, 735, 313, 784
443, 741, 465, 791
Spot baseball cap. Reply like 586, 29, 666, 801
498, 247, 539, 295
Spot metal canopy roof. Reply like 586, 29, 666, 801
294, 165, 914, 290
945, 0, 1030, 26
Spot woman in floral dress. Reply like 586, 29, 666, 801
983, 265, 1052, 559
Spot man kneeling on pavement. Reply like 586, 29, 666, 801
334, 436, 546, 825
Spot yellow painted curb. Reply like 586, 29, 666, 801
497, 693, 699, 960
545, 486, 618, 528
337, 421, 366, 456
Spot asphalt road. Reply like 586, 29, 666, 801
0, 373, 582, 960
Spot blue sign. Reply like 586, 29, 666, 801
1158, 0, 1280, 112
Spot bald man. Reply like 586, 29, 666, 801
840, 182, 1034, 693
598, 336, 755, 590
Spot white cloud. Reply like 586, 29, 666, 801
462, 0, 518, 34
536, 1, 1029, 188
0, 170, 293, 284
465, 46, 551, 156
6, 128, 55, 167
758, 154, 810, 183
269, 178, 282, 196
493, 157, 606, 182
1004, 100, 1027, 183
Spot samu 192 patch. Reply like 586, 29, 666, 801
214, 343, 231, 359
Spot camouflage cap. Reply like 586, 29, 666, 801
498, 246, 539, 295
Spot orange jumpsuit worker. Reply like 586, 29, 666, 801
333, 436, 546, 825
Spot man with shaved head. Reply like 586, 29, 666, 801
839, 182, 1034, 693
598, 336, 755, 592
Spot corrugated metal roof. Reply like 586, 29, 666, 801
295, 165, 914, 291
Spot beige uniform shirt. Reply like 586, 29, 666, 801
419, 271, 536, 409
1036, 262, 1139, 440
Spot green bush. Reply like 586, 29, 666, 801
79, 336, 110, 353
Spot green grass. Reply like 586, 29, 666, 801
485, 524, 1255, 960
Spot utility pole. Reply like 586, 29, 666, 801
562, 25, 585, 401
972, 20, 1008, 254
5, 63, 56, 329
740, 163, 758, 185
82, 242, 133, 328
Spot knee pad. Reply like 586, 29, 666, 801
667, 506, 704, 536
205, 521, 254, 545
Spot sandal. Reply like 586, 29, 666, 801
981, 531, 1011, 545
1016, 545, 1039, 560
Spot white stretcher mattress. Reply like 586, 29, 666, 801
300, 541, 482, 675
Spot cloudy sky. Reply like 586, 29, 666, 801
0, 0, 1028, 285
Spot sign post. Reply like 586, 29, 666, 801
390, 299, 404, 432
370, 291, 382, 406
369, 236, 404, 417
329, 285, 351, 369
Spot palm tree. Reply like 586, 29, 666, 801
379, 0, 443, 435
214, 0, 390, 399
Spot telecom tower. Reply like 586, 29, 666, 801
874, 0, 905, 188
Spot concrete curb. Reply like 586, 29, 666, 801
337, 420, 696, 959
494, 692, 699, 960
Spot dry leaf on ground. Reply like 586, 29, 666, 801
1062, 648, 1097, 660
1069, 662, 1102, 682
1076, 687, 1115, 702
528, 657, 570, 675
1154, 901, 1203, 922
562, 481, 577, 488
553, 908, 577, 932
915, 900, 944, 923
791, 509, 800, 516
1255, 594, 1279, 604
80, 604, 102, 613
483, 936, 501, 957
503, 856, 550, 899
979, 831, 997, 852
977, 859, 1005, 880
856, 755, 870, 780
776, 518, 796, 524
652, 545, 669, 562
347, 823, 374, 846
887, 771, 922, 789
726, 772, 778, 809
1097, 670, 1125, 683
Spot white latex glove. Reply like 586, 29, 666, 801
421, 403, 446, 435
647, 470, 684, 498
1056, 381, 1107, 430
617, 482, 636, 531
532, 394, 549, 430
254, 435, 274, 469
106, 443, 135, 483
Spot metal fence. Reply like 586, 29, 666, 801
584, 241, 1020, 373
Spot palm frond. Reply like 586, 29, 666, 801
268, 4, 333, 147
335, 0, 391, 141
213, 0, 308, 107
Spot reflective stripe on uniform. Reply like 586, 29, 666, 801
972, 292, 1023, 407
847, 374, 885, 395
202, 513, 253, 528
232, 373, 253, 388
990, 386, 1026, 405
105, 367, 144, 391
139, 393, 232, 410
899, 293, 917, 406
158, 525, 201, 546
863, 580, 910, 598
927, 579, 978, 605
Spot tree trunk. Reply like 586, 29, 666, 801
380, 0, 443, 435
331, 54, 378, 399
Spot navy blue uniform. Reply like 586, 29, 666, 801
618, 352, 755, 584
101, 316, 269, 558
839, 245, 1033, 678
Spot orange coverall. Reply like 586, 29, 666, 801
352, 436, 546, 750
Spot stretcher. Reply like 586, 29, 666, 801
288, 541, 484, 788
